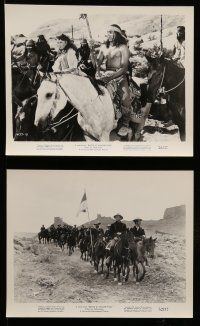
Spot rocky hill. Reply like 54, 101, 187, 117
82, 204, 186, 236
29, 14, 184, 47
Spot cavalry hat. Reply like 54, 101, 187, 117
94, 222, 101, 225
56, 33, 69, 41
114, 214, 123, 220
26, 39, 35, 47
81, 38, 88, 44
107, 224, 111, 227
133, 218, 142, 223
177, 25, 185, 31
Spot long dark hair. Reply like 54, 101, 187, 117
105, 24, 127, 48
59, 35, 77, 53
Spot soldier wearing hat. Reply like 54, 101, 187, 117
105, 214, 127, 257
40, 224, 45, 233
130, 218, 145, 239
109, 214, 127, 238
52, 33, 78, 72
90, 222, 104, 243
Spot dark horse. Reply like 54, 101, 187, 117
79, 235, 91, 261
105, 235, 130, 284
38, 229, 50, 244
67, 232, 77, 256
12, 66, 39, 139
147, 56, 185, 141
93, 238, 106, 274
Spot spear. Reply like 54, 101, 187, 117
79, 13, 100, 77
160, 15, 163, 52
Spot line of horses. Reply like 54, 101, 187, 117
79, 231, 157, 284
38, 227, 77, 256
38, 227, 157, 285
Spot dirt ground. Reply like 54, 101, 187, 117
14, 232, 185, 303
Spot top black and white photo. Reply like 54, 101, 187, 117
5, 5, 194, 156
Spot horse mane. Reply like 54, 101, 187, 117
86, 76, 105, 96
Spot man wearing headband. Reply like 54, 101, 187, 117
92, 24, 132, 137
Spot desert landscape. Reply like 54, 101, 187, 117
13, 205, 186, 303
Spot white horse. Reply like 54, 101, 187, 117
34, 72, 116, 141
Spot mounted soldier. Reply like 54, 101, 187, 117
91, 222, 104, 243
106, 214, 127, 250
130, 218, 146, 241
40, 224, 45, 233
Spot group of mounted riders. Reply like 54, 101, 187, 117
12, 24, 185, 141
38, 214, 157, 283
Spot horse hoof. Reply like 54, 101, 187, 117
93, 270, 98, 274
101, 273, 104, 277
118, 282, 122, 286
114, 278, 117, 282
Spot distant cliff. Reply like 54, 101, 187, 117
163, 205, 186, 219
82, 205, 186, 236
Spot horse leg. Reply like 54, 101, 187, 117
101, 257, 104, 274
113, 261, 117, 281
121, 260, 126, 283
125, 262, 130, 282
118, 264, 122, 285
133, 263, 137, 283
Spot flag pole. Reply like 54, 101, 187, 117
84, 188, 94, 255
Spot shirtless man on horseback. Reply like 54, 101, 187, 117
91, 24, 132, 137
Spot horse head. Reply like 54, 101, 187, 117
34, 75, 68, 131
145, 237, 157, 258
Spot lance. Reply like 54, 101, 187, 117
160, 15, 163, 52
79, 13, 101, 77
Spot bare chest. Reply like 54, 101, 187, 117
104, 47, 122, 61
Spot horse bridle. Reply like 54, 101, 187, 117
42, 72, 101, 141
158, 65, 185, 96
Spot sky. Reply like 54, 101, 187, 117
7, 170, 192, 233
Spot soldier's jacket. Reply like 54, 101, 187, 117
130, 226, 145, 237
110, 221, 127, 238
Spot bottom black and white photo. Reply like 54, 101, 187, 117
6, 170, 193, 318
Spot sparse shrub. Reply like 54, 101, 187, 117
38, 252, 52, 263
31, 244, 39, 255
148, 34, 157, 41
157, 252, 164, 258
36, 276, 55, 288
155, 266, 161, 271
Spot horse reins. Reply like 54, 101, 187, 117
159, 65, 185, 94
